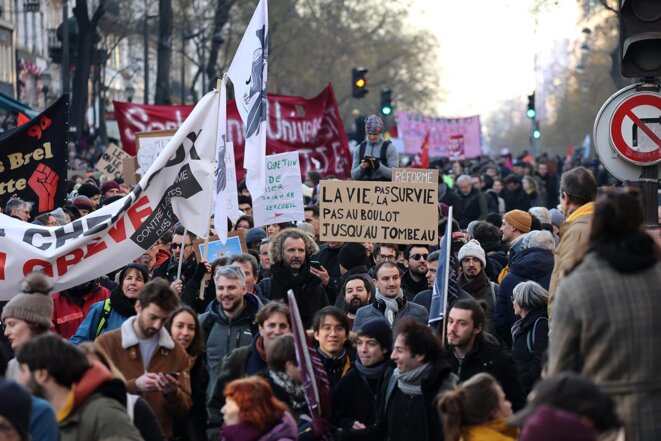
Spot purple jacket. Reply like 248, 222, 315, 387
221, 412, 298, 441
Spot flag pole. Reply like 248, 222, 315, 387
440, 206, 453, 347
176, 227, 187, 281
199, 236, 210, 299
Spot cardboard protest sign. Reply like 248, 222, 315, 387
192, 232, 247, 262
135, 130, 176, 175
392, 168, 439, 185
95, 143, 130, 179
319, 179, 438, 245
252, 152, 304, 227
0, 96, 68, 215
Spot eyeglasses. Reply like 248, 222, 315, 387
410, 253, 429, 261
171, 243, 192, 249
380, 255, 397, 261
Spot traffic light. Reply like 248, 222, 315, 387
532, 120, 541, 140
380, 88, 392, 115
526, 93, 536, 119
352, 67, 368, 98
619, 1, 661, 78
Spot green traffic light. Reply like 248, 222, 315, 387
533, 129, 541, 139
527, 108, 536, 119
382, 106, 392, 115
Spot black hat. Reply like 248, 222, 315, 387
337, 243, 367, 271
358, 318, 393, 350
0, 378, 32, 439
77, 183, 101, 198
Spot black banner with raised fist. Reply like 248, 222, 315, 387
0, 96, 68, 216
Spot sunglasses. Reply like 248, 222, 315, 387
171, 243, 192, 249
410, 253, 429, 261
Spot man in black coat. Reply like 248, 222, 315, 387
342, 319, 456, 441
332, 318, 394, 429
257, 228, 329, 328
446, 298, 526, 411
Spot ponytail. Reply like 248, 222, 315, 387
438, 390, 465, 441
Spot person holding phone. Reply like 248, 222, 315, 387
351, 115, 399, 182
96, 279, 192, 439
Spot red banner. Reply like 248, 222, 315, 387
113, 84, 351, 181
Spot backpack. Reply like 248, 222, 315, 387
95, 298, 113, 338
358, 140, 391, 165
526, 317, 548, 353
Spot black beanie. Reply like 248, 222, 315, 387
337, 243, 367, 271
358, 318, 393, 350
77, 183, 101, 199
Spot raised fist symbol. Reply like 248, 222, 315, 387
28, 163, 59, 212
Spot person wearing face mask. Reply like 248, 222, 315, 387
70, 263, 150, 344
166, 306, 209, 441
51, 279, 110, 339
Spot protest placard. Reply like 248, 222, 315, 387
192, 232, 247, 262
252, 152, 305, 227
135, 129, 176, 175
319, 179, 438, 245
392, 168, 439, 185
95, 143, 130, 179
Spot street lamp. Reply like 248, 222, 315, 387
39, 71, 52, 103
125, 84, 135, 103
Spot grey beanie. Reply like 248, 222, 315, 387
1, 273, 54, 328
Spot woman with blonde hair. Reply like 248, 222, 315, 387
221, 376, 297, 441
437, 373, 518, 441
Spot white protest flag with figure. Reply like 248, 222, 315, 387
227, 0, 268, 199
214, 77, 241, 244
0, 91, 219, 296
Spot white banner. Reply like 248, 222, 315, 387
0, 91, 219, 297
252, 152, 304, 227
227, 0, 268, 199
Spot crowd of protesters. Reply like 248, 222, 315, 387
0, 114, 660, 441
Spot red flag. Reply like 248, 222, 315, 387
17, 112, 30, 126
411, 132, 430, 168
566, 144, 574, 161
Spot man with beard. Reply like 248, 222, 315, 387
96, 279, 191, 438
337, 274, 374, 326
257, 228, 329, 328
16, 334, 143, 440
457, 240, 499, 319
353, 262, 428, 331
332, 318, 394, 429
199, 266, 259, 395
206, 302, 291, 440
400, 245, 430, 300
153, 225, 198, 287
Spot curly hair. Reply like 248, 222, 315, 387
269, 228, 319, 266
223, 376, 288, 432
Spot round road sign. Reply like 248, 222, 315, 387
594, 84, 661, 182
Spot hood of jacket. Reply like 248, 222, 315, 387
509, 247, 554, 280
258, 411, 298, 441
268, 228, 319, 266
71, 362, 126, 411
208, 293, 259, 326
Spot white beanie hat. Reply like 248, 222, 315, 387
458, 239, 486, 267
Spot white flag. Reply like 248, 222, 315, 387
214, 78, 241, 244
227, 0, 268, 199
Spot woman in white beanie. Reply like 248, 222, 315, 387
2, 273, 54, 380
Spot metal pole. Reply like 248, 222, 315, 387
180, 30, 185, 104
143, 0, 149, 104
641, 165, 659, 227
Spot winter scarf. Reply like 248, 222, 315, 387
109, 286, 137, 317
354, 358, 390, 381
268, 369, 307, 411
459, 271, 490, 295
375, 289, 403, 325
395, 362, 433, 396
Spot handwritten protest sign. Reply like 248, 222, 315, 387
252, 152, 304, 227
135, 130, 176, 175
320, 179, 438, 245
95, 143, 130, 179
392, 168, 439, 185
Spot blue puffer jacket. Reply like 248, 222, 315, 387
494, 247, 554, 346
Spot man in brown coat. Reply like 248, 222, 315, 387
547, 166, 596, 321
96, 278, 191, 438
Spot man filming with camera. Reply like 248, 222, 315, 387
351, 115, 400, 181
